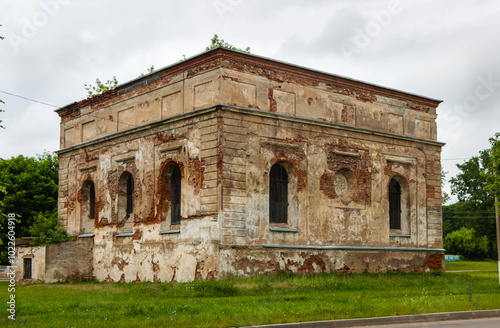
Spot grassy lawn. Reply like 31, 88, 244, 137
446, 260, 499, 272
1, 271, 500, 327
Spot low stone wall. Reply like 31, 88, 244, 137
45, 238, 93, 283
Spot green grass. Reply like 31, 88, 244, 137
2, 271, 500, 327
446, 260, 499, 272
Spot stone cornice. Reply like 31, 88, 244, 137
56, 104, 444, 155
56, 48, 442, 119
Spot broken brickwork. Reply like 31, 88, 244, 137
48, 48, 445, 283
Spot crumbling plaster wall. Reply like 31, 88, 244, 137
218, 109, 442, 249
56, 50, 443, 280
59, 110, 222, 282
219, 247, 444, 277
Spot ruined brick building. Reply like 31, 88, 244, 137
17, 48, 445, 282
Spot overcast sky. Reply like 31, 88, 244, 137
1, 0, 499, 203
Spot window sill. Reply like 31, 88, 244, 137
159, 229, 180, 235
269, 227, 299, 233
115, 232, 134, 238
77, 233, 94, 238
390, 233, 411, 238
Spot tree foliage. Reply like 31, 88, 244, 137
139, 65, 155, 77
0, 153, 59, 237
450, 149, 493, 209
206, 34, 250, 53
28, 211, 70, 246
485, 132, 500, 205
84, 76, 118, 97
444, 136, 498, 259
0, 26, 4, 129
443, 228, 489, 260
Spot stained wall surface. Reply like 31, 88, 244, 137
55, 48, 444, 282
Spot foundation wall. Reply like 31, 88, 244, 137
219, 246, 444, 276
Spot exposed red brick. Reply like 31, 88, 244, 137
111, 258, 128, 271
341, 105, 355, 125
326, 84, 376, 103
261, 141, 307, 192
299, 255, 327, 274
268, 88, 277, 112
338, 264, 351, 274
171, 267, 177, 283
423, 254, 443, 271
406, 103, 431, 113
133, 273, 141, 283
320, 172, 336, 199
426, 186, 435, 199
132, 230, 142, 240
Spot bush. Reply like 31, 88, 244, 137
29, 211, 70, 246
444, 228, 489, 260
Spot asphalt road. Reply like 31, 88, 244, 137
350, 317, 500, 328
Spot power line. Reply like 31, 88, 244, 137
0, 89, 141, 128
0, 90, 59, 108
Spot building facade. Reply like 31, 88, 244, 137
48, 48, 444, 282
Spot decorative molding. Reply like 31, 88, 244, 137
385, 155, 416, 165
269, 227, 299, 233
159, 229, 181, 235
390, 233, 411, 238
77, 233, 94, 238
334, 150, 361, 158
115, 232, 134, 238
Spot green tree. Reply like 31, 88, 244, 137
1, 26, 4, 129
443, 227, 489, 260
450, 149, 493, 209
206, 34, 250, 53
0, 153, 59, 237
28, 211, 70, 246
84, 76, 118, 97
444, 143, 498, 259
485, 132, 500, 205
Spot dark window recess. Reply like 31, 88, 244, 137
171, 166, 181, 225
389, 178, 401, 230
269, 164, 288, 224
24, 258, 32, 280
89, 182, 95, 220
126, 175, 134, 219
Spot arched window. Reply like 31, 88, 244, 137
159, 162, 182, 227
89, 182, 95, 220
80, 180, 96, 234
171, 165, 181, 225
118, 171, 134, 223
126, 174, 134, 219
269, 163, 288, 224
389, 178, 401, 230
